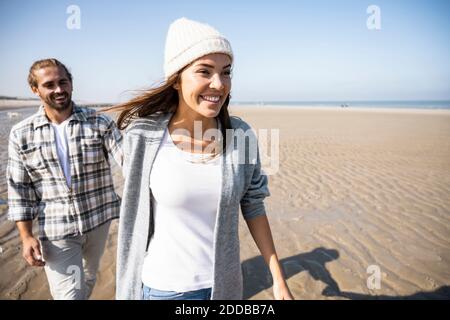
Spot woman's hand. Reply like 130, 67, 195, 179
273, 280, 294, 300
244, 215, 295, 300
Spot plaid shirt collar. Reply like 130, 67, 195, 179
33, 103, 88, 129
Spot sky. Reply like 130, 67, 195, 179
0, 0, 449, 103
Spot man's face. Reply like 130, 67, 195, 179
31, 66, 73, 111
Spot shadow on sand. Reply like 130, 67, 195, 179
241, 247, 450, 300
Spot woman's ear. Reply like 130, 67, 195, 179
172, 76, 180, 90
172, 73, 181, 90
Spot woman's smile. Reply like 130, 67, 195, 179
199, 95, 221, 104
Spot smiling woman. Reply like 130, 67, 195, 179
106, 17, 294, 301
175, 54, 232, 119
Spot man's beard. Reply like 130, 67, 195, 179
45, 92, 72, 111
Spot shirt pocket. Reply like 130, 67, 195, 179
22, 145, 47, 172
81, 138, 105, 164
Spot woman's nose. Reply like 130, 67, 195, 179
210, 74, 224, 90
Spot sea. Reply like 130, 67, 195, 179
231, 100, 450, 110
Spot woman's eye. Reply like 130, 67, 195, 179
198, 69, 210, 75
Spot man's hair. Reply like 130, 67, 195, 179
28, 58, 73, 89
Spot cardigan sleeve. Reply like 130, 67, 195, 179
240, 139, 271, 220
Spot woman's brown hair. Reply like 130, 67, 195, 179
104, 73, 232, 151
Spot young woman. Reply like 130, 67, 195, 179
111, 17, 294, 300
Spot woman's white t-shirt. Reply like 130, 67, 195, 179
141, 128, 222, 292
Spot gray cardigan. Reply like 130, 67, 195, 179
116, 112, 270, 300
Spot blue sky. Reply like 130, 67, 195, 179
1, 0, 449, 103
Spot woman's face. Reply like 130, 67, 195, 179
175, 53, 232, 118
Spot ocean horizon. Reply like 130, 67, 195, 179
1, 100, 450, 112
232, 100, 450, 110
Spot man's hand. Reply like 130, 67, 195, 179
16, 221, 45, 267
22, 236, 45, 267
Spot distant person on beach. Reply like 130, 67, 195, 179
109, 17, 294, 300
6, 58, 123, 300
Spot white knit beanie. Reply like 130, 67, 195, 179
164, 17, 233, 79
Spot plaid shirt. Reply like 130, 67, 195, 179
7, 105, 123, 241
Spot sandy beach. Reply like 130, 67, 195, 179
0, 105, 449, 300
0, 99, 40, 111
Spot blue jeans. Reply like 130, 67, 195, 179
142, 285, 212, 300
